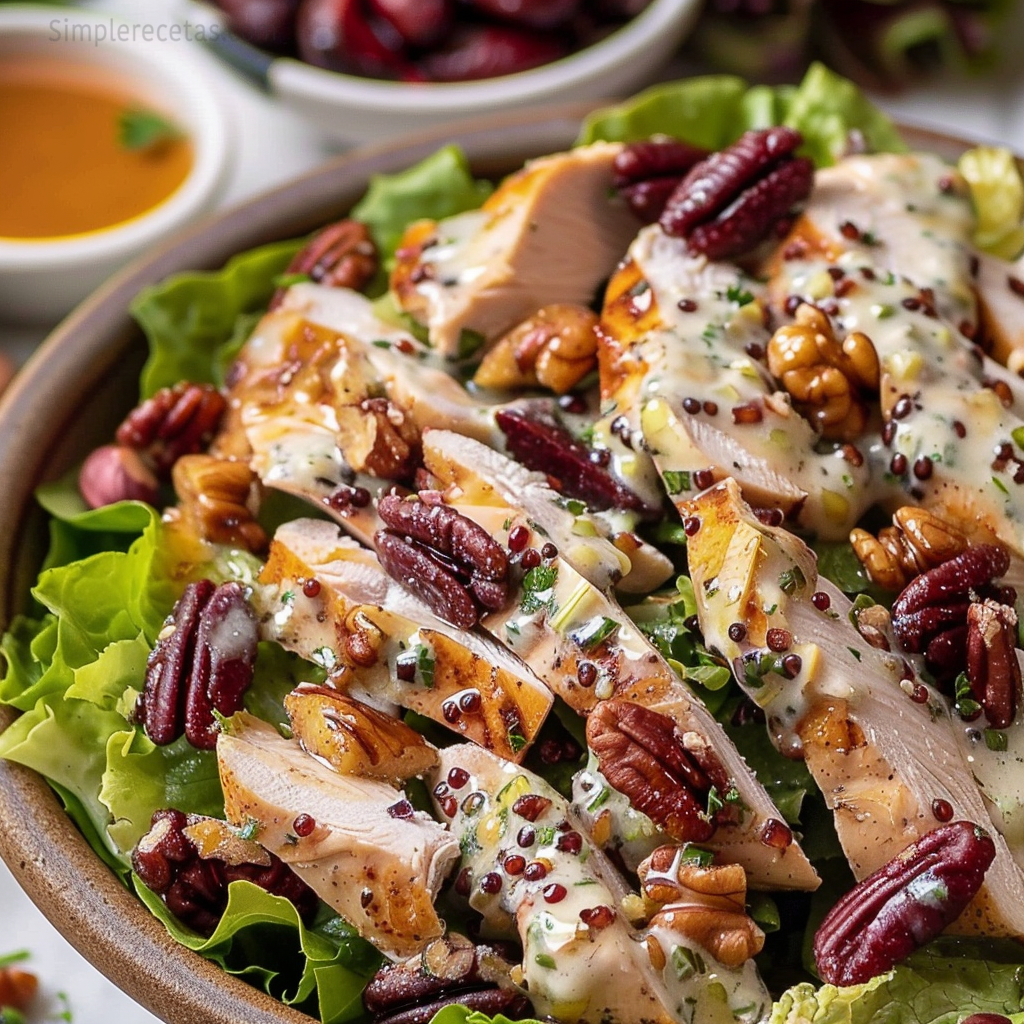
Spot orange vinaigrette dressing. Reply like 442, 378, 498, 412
0, 60, 193, 239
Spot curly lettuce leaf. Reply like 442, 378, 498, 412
578, 63, 906, 168
135, 879, 382, 1024
131, 237, 304, 398
351, 144, 493, 268
425, 1010, 543, 1024
771, 936, 1024, 1024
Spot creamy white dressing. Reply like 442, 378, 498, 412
431, 746, 767, 1024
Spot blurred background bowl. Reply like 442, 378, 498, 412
0, 5, 230, 324
189, 0, 702, 144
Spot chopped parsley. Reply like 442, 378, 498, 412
521, 565, 558, 615
778, 565, 806, 596
569, 615, 619, 651
508, 731, 528, 753
954, 672, 983, 721
985, 729, 1008, 752
273, 272, 312, 289
663, 470, 691, 495
534, 953, 557, 970
417, 645, 436, 688
726, 283, 755, 306
237, 817, 262, 841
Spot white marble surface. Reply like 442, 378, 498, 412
4, 1, 1024, 1022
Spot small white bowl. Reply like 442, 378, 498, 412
194, 0, 701, 145
0, 5, 231, 325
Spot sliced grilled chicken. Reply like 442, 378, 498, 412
418, 432, 818, 891
256, 517, 553, 760
973, 249, 1024, 373
596, 224, 856, 538
216, 712, 460, 959
684, 478, 1024, 938
430, 744, 769, 1024
764, 152, 1024, 555
391, 143, 639, 359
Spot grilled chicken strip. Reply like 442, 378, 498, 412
217, 712, 460, 959
255, 518, 553, 761
391, 143, 639, 359
684, 478, 1024, 939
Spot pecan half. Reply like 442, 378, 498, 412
269, 219, 378, 309
660, 127, 814, 260
139, 580, 259, 749
586, 700, 731, 843
612, 137, 710, 224
813, 820, 995, 986
966, 599, 1021, 729
639, 847, 764, 968
363, 934, 532, 1024
0, 965, 37, 1013
473, 303, 599, 395
891, 544, 1011, 684
375, 495, 510, 629
335, 396, 421, 480
495, 405, 661, 520
132, 809, 319, 936
117, 382, 227, 476
767, 303, 880, 441
172, 454, 267, 552
851, 507, 969, 592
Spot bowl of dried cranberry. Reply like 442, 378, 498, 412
192, 0, 701, 143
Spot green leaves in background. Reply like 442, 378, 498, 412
131, 237, 304, 398
578, 62, 906, 168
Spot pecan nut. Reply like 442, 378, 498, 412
363, 934, 532, 1024
335, 396, 421, 480
269, 219, 378, 309
767, 303, 880, 441
660, 127, 814, 260
132, 809, 319, 936
639, 847, 764, 968
495, 405, 661, 520
116, 382, 227, 476
473, 303, 599, 395
139, 580, 259, 749
851, 507, 969, 592
375, 495, 510, 629
891, 544, 1011, 684
172, 454, 267, 552
966, 599, 1021, 729
813, 820, 995, 986
586, 700, 731, 843
613, 137, 710, 223
0, 965, 37, 1013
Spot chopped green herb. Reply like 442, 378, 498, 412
118, 108, 183, 151
985, 729, 1008, 752
726, 284, 755, 306
502, 517, 512, 531
557, 497, 588, 516
280, 590, 295, 605
663, 470, 691, 495
521, 565, 558, 615
535, 953, 557, 970
778, 565, 806, 595
586, 786, 610, 812
284, 833, 299, 846
574, 878, 598, 886
0, 951, 30, 969
237, 817, 262, 841
847, 647, 862, 662
417, 645, 436, 688
671, 945, 706, 981
1, 1008, 27, 1024
569, 616, 619, 651
993, 475, 1010, 496
1013, 426, 1024, 451
627, 277, 651, 298
706, 786, 724, 817
679, 844, 715, 868
954, 672, 983, 720
371, 339, 393, 349
508, 731, 527, 753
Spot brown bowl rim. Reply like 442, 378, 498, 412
0, 110, 973, 1024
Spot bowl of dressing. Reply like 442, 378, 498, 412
0, 5, 231, 324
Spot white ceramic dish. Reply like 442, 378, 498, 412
0, 5, 231, 325
189, 0, 701, 145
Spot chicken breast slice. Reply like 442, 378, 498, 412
684, 478, 1024, 939
255, 517, 553, 761
391, 142, 639, 359
430, 744, 770, 1024
217, 712, 460, 959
